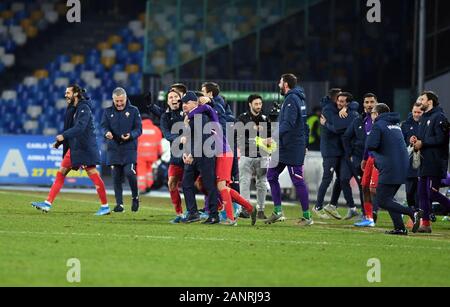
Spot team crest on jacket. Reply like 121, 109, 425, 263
427, 120, 431, 126
126, 112, 130, 117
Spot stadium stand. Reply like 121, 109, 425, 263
0, 0, 64, 73
0, 13, 145, 136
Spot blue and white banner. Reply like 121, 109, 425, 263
0, 135, 95, 186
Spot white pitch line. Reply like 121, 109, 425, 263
0, 230, 449, 251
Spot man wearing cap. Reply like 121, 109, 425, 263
179, 92, 220, 224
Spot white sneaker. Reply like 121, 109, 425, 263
312, 206, 330, 219
324, 204, 342, 220
344, 208, 360, 220
297, 217, 314, 226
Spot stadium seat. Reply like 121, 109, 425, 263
26, 105, 42, 119
1, 90, 17, 100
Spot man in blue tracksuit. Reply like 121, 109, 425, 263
31, 85, 110, 216
101, 87, 142, 213
410, 91, 450, 233
146, 83, 188, 118
320, 92, 360, 220
366, 103, 423, 235
342, 103, 369, 218
314, 91, 359, 220
265, 74, 312, 226
312, 89, 341, 219
180, 91, 220, 224
400, 102, 423, 210
160, 89, 186, 223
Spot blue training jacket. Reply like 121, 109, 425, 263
160, 108, 185, 166
101, 99, 142, 165
416, 106, 449, 178
366, 112, 409, 185
275, 87, 309, 166
62, 99, 101, 167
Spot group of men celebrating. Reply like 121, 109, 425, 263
312, 89, 450, 235
30, 73, 450, 234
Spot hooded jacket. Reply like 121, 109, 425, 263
274, 87, 309, 166
62, 99, 101, 167
366, 112, 409, 185
342, 113, 366, 167
416, 106, 449, 178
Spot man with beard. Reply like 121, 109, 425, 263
264, 73, 312, 226
410, 91, 450, 233
31, 85, 110, 215
237, 94, 271, 220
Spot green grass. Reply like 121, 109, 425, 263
0, 189, 449, 286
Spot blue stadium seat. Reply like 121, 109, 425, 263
93, 63, 104, 75
4, 39, 16, 53
110, 63, 125, 73
128, 86, 139, 95
46, 61, 59, 72
14, 10, 29, 20
56, 54, 70, 65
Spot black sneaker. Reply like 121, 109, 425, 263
202, 215, 220, 224
385, 229, 408, 236
239, 210, 250, 219
182, 213, 201, 223
257, 211, 267, 220
131, 198, 139, 212
412, 209, 424, 233
113, 204, 124, 213
251, 206, 257, 226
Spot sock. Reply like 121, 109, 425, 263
101, 204, 109, 208
217, 198, 224, 212
364, 202, 373, 220
421, 220, 431, 227
229, 188, 253, 213
89, 173, 108, 205
46, 171, 66, 204
274, 205, 282, 214
169, 190, 182, 215
303, 210, 312, 220
220, 189, 234, 221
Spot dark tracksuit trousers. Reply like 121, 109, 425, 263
317, 157, 355, 209
112, 163, 138, 206
418, 177, 450, 222
405, 177, 419, 209
375, 184, 415, 230
183, 157, 219, 218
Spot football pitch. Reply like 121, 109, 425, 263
0, 189, 449, 287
